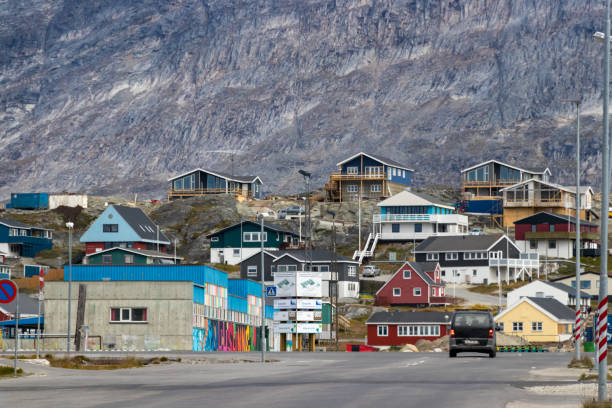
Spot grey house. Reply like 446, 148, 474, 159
240, 249, 360, 299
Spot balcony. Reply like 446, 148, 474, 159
329, 171, 386, 181
489, 253, 539, 269
504, 197, 572, 208
373, 214, 468, 225
168, 188, 253, 199
462, 179, 521, 187
430, 296, 452, 305
524, 231, 600, 241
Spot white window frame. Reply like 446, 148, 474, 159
370, 184, 381, 192
398, 325, 409, 336
426, 253, 439, 261
431, 288, 435, 296
531, 322, 543, 332
110, 307, 147, 323
347, 265, 357, 277
247, 265, 257, 277
403, 270, 411, 279
210, 236, 219, 242
377, 325, 388, 336
445, 252, 458, 261
347, 166, 358, 174
347, 184, 358, 193
124, 254, 134, 264
393, 288, 401, 297
413, 288, 421, 296
512, 322, 523, 332
233, 249, 240, 256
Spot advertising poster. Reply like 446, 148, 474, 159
274, 272, 296, 297
274, 298, 297, 309
296, 323, 322, 334
274, 311, 289, 321
296, 272, 322, 297
274, 322, 296, 334
296, 299, 322, 309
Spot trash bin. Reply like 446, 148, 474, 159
584, 342, 595, 352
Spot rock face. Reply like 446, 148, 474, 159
0, 0, 607, 198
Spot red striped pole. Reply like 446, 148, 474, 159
575, 310, 581, 344
597, 298, 607, 363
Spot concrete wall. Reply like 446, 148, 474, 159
44, 281, 193, 351
49, 194, 88, 209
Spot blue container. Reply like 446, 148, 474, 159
228, 295, 248, 313
10, 193, 49, 210
24, 265, 45, 278
462, 199, 503, 215
228, 279, 262, 298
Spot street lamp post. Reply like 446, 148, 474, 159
260, 214, 265, 362
299, 169, 312, 352
327, 210, 338, 352
66, 221, 74, 354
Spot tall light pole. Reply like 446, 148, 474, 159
327, 210, 338, 352
65, 221, 74, 354
594, 8, 610, 399
298, 170, 312, 272
562, 98, 582, 360
260, 214, 265, 362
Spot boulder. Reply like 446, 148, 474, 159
401, 344, 419, 353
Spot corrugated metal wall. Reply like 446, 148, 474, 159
228, 279, 262, 298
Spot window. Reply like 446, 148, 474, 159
548, 240, 556, 249
414, 223, 422, 233
531, 225, 537, 232
392, 168, 396, 176
347, 185, 358, 193
210, 236, 219, 242
529, 240, 537, 249
414, 288, 421, 296
426, 253, 439, 261
371, 184, 381, 192
393, 288, 401, 296
243, 232, 267, 242
110, 308, 147, 323
531, 322, 543, 332
103, 224, 118, 232
445, 252, 458, 261
431, 288, 435, 296
403, 270, 411, 279
402, 170, 406, 178
271, 265, 276, 277
549, 224, 555, 232
102, 255, 112, 265
498, 322, 504, 332
247, 265, 257, 277
19, 229, 27, 236
535, 291, 544, 298
472, 269, 477, 276
571, 280, 592, 289
8, 228, 17, 236
124, 254, 134, 264
233, 249, 240, 256
347, 266, 357, 277
398, 325, 409, 336
512, 322, 523, 332
347, 166, 358, 174
377, 325, 388, 336
392, 224, 400, 233
441, 270, 446, 277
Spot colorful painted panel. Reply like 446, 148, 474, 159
192, 320, 262, 352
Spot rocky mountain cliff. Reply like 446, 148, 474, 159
0, 0, 608, 197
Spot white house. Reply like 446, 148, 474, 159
506, 280, 590, 310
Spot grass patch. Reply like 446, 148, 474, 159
583, 400, 612, 408
579, 372, 612, 381
569, 357, 594, 369
467, 281, 529, 296
47, 355, 144, 370
0, 366, 23, 377
212, 263, 240, 273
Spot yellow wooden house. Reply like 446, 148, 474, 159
494, 297, 574, 343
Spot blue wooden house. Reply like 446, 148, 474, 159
324, 152, 413, 202
80, 205, 170, 255
168, 168, 263, 200
0, 218, 53, 258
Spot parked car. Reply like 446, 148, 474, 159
449, 310, 497, 358
285, 205, 305, 216
277, 210, 287, 220
469, 228, 483, 235
362, 265, 381, 277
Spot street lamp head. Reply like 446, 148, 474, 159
65, 222, 74, 229
327, 210, 336, 218
594, 31, 606, 42
298, 169, 311, 178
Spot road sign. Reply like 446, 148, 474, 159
266, 286, 276, 297
0, 280, 17, 304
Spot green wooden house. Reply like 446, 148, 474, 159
206, 220, 301, 265
84, 247, 182, 265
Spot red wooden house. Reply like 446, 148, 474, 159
366, 311, 451, 347
375, 261, 448, 306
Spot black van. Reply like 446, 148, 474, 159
449, 310, 497, 358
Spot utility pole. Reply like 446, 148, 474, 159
328, 210, 338, 352
66, 221, 74, 354
260, 215, 265, 362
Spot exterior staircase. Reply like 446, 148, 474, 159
352, 233, 381, 264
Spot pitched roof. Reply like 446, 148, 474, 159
461, 160, 550, 175
513, 211, 599, 227
415, 234, 508, 252
545, 281, 591, 298
377, 190, 455, 209
500, 178, 594, 196
411, 262, 444, 287
551, 271, 612, 281
206, 220, 299, 238
495, 297, 574, 322
272, 249, 357, 263
366, 311, 451, 325
0, 218, 50, 231
112, 205, 170, 243
84, 247, 183, 260
336, 152, 414, 172
167, 168, 262, 184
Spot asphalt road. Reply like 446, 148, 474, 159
0, 352, 592, 408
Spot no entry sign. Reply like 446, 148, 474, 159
0, 279, 17, 304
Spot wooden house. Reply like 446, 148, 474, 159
366, 311, 450, 347
0, 218, 53, 258
84, 247, 182, 265
168, 168, 263, 200
513, 212, 599, 259
374, 262, 448, 306
207, 221, 301, 265
325, 152, 413, 202
501, 179, 594, 227
459, 160, 551, 216
551, 271, 612, 299
494, 297, 574, 343
506, 280, 590, 311
80, 205, 170, 255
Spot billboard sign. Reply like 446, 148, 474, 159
296, 272, 322, 297
274, 311, 289, 321
274, 323, 296, 334
274, 298, 297, 309
274, 272, 296, 297
296, 299, 322, 309
296, 323, 322, 333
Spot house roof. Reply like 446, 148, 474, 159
495, 297, 574, 322
0, 217, 51, 231
167, 168, 262, 185
415, 234, 516, 253
461, 160, 551, 176
112, 205, 170, 244
550, 271, 612, 281
206, 220, 299, 238
272, 249, 358, 264
375, 262, 443, 296
84, 247, 183, 260
500, 178, 594, 196
377, 190, 455, 209
366, 311, 451, 325
545, 281, 591, 299
513, 211, 599, 227
336, 152, 414, 172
